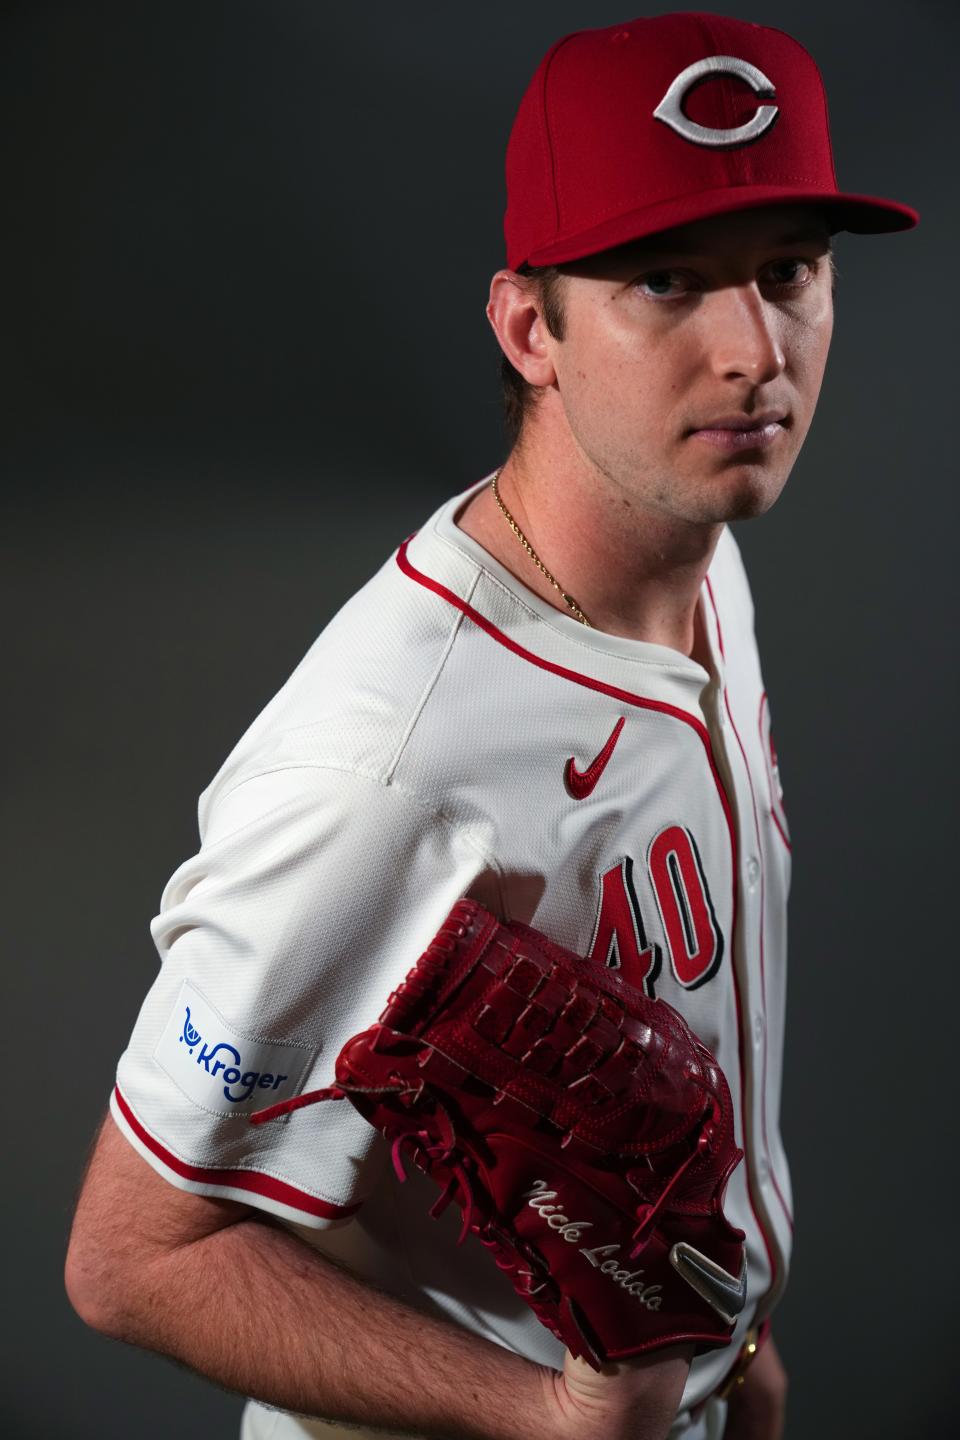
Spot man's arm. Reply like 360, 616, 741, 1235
65, 1113, 691, 1440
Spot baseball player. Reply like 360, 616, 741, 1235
65, 13, 917, 1440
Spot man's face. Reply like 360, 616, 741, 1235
541, 203, 835, 525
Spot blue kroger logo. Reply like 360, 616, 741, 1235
179, 1005, 290, 1104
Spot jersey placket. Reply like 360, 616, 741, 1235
696, 587, 787, 1319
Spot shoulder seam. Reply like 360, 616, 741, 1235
384, 566, 480, 780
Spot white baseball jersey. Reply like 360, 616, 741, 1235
111, 475, 793, 1440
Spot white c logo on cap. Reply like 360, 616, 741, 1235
653, 56, 778, 148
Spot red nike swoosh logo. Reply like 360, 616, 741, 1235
564, 717, 626, 800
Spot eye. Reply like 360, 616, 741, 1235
763, 257, 818, 289
633, 256, 824, 303
634, 269, 696, 301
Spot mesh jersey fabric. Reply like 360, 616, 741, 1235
111, 475, 793, 1428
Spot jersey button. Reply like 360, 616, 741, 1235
758, 1156, 770, 1183
753, 1013, 764, 1046
746, 856, 760, 889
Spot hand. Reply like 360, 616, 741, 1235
722, 1335, 788, 1440
537, 1344, 694, 1440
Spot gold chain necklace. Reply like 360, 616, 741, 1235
490, 470, 593, 627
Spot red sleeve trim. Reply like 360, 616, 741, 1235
113, 1085, 360, 1222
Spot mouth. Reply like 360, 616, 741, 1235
687, 412, 790, 453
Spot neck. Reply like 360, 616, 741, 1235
458, 441, 723, 659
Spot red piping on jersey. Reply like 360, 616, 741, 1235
396, 538, 779, 1295
705, 578, 794, 1241
397, 539, 731, 767
113, 1085, 359, 1222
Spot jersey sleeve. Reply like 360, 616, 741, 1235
112, 766, 493, 1227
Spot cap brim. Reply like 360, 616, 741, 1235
522, 186, 919, 268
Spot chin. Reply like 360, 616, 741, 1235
720, 487, 782, 522
700, 465, 791, 523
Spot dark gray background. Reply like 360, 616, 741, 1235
4, 1, 956, 1436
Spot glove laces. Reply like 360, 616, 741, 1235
628, 1099, 720, 1258
389, 1097, 480, 1245
251, 1076, 480, 1246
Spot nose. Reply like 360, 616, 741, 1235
706, 284, 786, 385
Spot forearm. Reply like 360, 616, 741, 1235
98, 1209, 552, 1440
68, 1117, 687, 1440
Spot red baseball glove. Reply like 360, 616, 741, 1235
251, 899, 746, 1369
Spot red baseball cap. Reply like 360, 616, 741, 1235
504, 12, 919, 269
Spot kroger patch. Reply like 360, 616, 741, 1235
155, 979, 314, 1116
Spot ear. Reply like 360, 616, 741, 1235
486, 270, 558, 388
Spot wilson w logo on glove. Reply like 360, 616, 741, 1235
250, 899, 746, 1369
